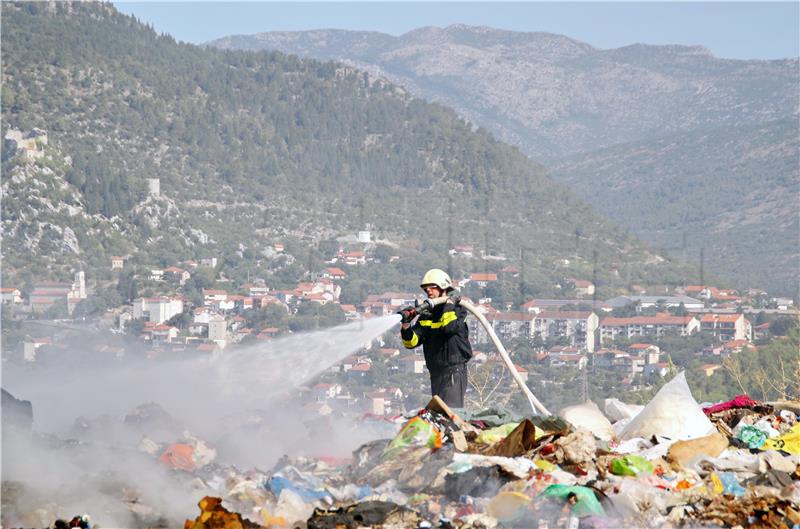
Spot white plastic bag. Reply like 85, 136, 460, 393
559, 400, 615, 441
619, 372, 715, 441
604, 398, 644, 422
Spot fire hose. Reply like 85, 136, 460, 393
398, 298, 551, 416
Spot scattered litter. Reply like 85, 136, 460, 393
619, 372, 715, 441
8, 380, 799, 529
560, 401, 615, 441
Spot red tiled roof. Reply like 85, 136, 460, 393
470, 273, 498, 282
602, 315, 695, 326
700, 314, 742, 323
536, 311, 593, 319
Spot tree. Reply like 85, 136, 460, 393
770, 316, 798, 337
374, 244, 394, 264
318, 239, 340, 260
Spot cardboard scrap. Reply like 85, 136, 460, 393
425, 396, 478, 434
667, 432, 729, 467
485, 419, 539, 458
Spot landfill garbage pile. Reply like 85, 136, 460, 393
5, 372, 800, 529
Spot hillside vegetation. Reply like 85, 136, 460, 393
549, 119, 799, 294
211, 25, 798, 161
212, 25, 799, 295
1, 2, 689, 296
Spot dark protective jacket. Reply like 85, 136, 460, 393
400, 301, 472, 372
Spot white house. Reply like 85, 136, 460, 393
133, 297, 184, 324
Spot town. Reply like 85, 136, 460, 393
3, 236, 797, 418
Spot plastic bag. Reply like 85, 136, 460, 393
487, 491, 532, 522
559, 401, 615, 441
619, 372, 715, 441
761, 423, 800, 455
475, 422, 520, 445
538, 484, 605, 517
735, 424, 768, 449
609, 454, 654, 476
382, 416, 442, 460
604, 398, 644, 422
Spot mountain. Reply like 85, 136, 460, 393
549, 119, 800, 294
0, 2, 689, 298
210, 25, 800, 295
209, 25, 798, 161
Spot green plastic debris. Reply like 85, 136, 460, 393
609, 454, 654, 476
736, 425, 767, 449
539, 484, 605, 517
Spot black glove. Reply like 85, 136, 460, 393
398, 306, 418, 324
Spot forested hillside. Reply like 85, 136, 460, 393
211, 25, 798, 161
550, 119, 799, 294
212, 25, 799, 295
1, 2, 689, 296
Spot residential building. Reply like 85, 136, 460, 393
700, 313, 751, 342
340, 304, 359, 320
133, 297, 184, 324
312, 383, 343, 401
571, 279, 595, 298
141, 322, 179, 343
599, 314, 700, 344
644, 362, 670, 377
110, 256, 125, 270
627, 343, 661, 365
207, 314, 227, 344
449, 245, 474, 258
364, 292, 417, 309
472, 312, 535, 344
398, 354, 426, 374
23, 337, 51, 362
0, 288, 23, 305
28, 272, 86, 314
340, 251, 366, 265
323, 267, 347, 280
164, 267, 191, 285
533, 311, 599, 352
470, 273, 498, 288
521, 299, 611, 314
593, 348, 645, 376
203, 289, 228, 306
548, 353, 588, 370
607, 295, 705, 312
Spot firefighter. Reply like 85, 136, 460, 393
400, 269, 473, 407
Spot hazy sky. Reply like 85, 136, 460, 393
113, 2, 799, 60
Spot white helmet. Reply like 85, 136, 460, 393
420, 268, 454, 292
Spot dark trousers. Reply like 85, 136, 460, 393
430, 364, 467, 408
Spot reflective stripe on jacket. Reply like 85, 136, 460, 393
400, 302, 472, 371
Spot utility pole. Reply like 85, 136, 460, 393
700, 248, 705, 288
447, 198, 453, 277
